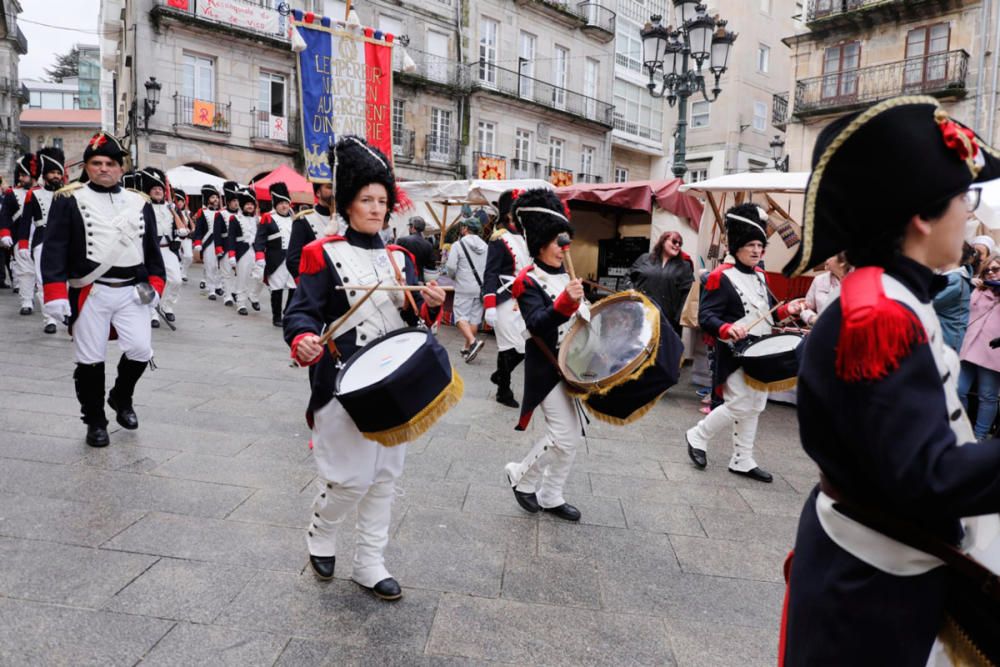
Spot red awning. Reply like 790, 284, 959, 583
253, 164, 313, 204
555, 179, 704, 229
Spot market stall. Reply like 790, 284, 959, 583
252, 164, 314, 205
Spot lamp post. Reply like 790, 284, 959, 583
641, 2, 736, 179
142, 76, 162, 132
769, 135, 789, 172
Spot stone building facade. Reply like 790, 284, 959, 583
0, 0, 25, 179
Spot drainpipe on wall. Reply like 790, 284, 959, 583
989, 1, 1000, 145
974, 0, 990, 134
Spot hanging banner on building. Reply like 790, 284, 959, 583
477, 155, 506, 180
291, 10, 394, 182
549, 168, 574, 187
270, 115, 288, 142
192, 99, 216, 128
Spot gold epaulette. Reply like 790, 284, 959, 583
54, 182, 84, 199
490, 227, 508, 242
293, 208, 315, 220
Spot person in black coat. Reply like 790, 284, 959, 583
626, 230, 694, 334
286, 179, 335, 280
394, 216, 435, 281
780, 97, 1000, 666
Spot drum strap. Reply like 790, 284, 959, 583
819, 475, 1000, 601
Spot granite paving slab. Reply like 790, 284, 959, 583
138, 622, 288, 667
0, 492, 146, 547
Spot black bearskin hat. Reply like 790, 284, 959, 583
201, 184, 219, 201
222, 180, 240, 204
784, 95, 1000, 276
172, 188, 187, 202
512, 188, 572, 258
496, 189, 517, 228
332, 135, 396, 222
83, 132, 126, 165
14, 152, 38, 179
269, 181, 291, 205
122, 171, 139, 190
725, 203, 769, 256
140, 167, 168, 195
238, 187, 257, 209
37, 146, 65, 176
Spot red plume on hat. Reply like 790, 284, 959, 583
394, 184, 413, 213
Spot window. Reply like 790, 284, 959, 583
760, 0, 771, 13
757, 44, 770, 73
549, 137, 565, 169
753, 101, 767, 131
584, 58, 600, 119
687, 167, 708, 183
259, 71, 285, 117
392, 99, 404, 145
821, 42, 860, 101
519, 31, 537, 100
426, 29, 450, 83
29, 91, 40, 108
553, 46, 569, 108
613, 79, 663, 142
41, 91, 64, 108
51, 137, 63, 151
513, 129, 533, 177
428, 108, 452, 161
378, 15, 403, 39
905, 24, 950, 87
183, 54, 215, 101
614, 166, 629, 183
615, 17, 643, 73
479, 17, 499, 85
691, 100, 710, 128
580, 145, 595, 176
477, 120, 496, 155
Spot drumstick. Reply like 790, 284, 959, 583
583, 278, 616, 294
335, 284, 455, 293
557, 233, 576, 281
318, 281, 381, 346
744, 298, 804, 331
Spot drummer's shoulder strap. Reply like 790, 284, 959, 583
298, 235, 345, 276
705, 264, 733, 291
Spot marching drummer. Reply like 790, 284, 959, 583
684, 203, 803, 483
283, 135, 446, 601
503, 188, 586, 523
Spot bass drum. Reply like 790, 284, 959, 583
558, 291, 683, 424
733, 332, 804, 392
335, 327, 463, 446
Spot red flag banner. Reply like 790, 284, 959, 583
477, 155, 506, 180
550, 168, 573, 187
193, 100, 216, 128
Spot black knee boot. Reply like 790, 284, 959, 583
271, 290, 284, 327
108, 354, 147, 430
284, 288, 295, 314
74, 362, 109, 447
494, 350, 522, 408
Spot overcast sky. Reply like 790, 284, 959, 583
19, 0, 101, 81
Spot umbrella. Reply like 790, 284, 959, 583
253, 164, 314, 205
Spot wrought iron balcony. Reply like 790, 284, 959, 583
514, 0, 587, 28
475, 60, 614, 127
152, 0, 289, 44
510, 158, 544, 180
426, 135, 462, 165
174, 94, 232, 134
805, 0, 966, 27
772, 92, 788, 131
578, 3, 616, 42
250, 109, 299, 146
793, 50, 969, 118
13, 26, 27, 55
393, 129, 415, 161
395, 56, 466, 90
577, 172, 604, 184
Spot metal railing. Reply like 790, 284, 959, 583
577, 172, 604, 184
393, 129, 415, 161
426, 135, 462, 164
794, 50, 969, 117
617, 0, 668, 24
475, 59, 613, 126
396, 55, 465, 88
153, 0, 288, 41
806, 0, 927, 22
250, 109, 298, 144
14, 26, 27, 55
18, 84, 29, 104
578, 2, 616, 36
772, 92, 788, 129
510, 158, 544, 179
613, 113, 663, 143
174, 94, 232, 134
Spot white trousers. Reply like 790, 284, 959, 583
179, 238, 193, 279
14, 246, 35, 309
153, 247, 182, 316
307, 398, 406, 587
495, 298, 526, 353
74, 285, 153, 365
32, 243, 56, 327
686, 369, 768, 472
218, 252, 236, 300
513, 383, 584, 508
234, 252, 264, 309
201, 243, 221, 293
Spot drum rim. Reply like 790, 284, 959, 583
733, 332, 805, 359
557, 289, 660, 393
334, 326, 430, 396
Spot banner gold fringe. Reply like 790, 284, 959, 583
940, 614, 995, 667
743, 375, 798, 393
585, 390, 668, 426
362, 369, 464, 447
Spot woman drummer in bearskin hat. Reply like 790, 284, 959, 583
283, 136, 447, 601
781, 96, 1000, 665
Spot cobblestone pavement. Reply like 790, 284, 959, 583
0, 277, 816, 666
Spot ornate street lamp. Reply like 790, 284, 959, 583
769, 134, 789, 172
142, 77, 162, 132
641, 4, 736, 178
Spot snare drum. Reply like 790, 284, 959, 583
558, 291, 682, 424
733, 332, 804, 392
335, 328, 463, 446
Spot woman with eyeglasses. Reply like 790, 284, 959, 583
957, 253, 1000, 439
625, 230, 694, 334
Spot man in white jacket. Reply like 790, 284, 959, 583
446, 216, 488, 361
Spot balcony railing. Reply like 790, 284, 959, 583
393, 129, 415, 161
153, 0, 288, 42
514, 0, 587, 27
251, 109, 298, 145
14, 26, 27, 55
395, 51, 465, 89
578, 3, 616, 41
577, 172, 604, 184
772, 92, 788, 130
426, 135, 462, 164
549, 166, 574, 184
473, 151, 507, 178
805, 0, 960, 25
510, 158, 544, 180
617, 0, 668, 24
794, 50, 969, 118
174, 94, 232, 134
475, 59, 613, 127
18, 84, 29, 105
613, 113, 663, 143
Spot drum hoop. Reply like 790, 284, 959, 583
334, 326, 428, 396
557, 290, 661, 394
734, 332, 804, 359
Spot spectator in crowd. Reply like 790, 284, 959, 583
800, 253, 852, 326
958, 253, 1000, 439
395, 216, 435, 281
971, 234, 996, 269
625, 230, 694, 334
446, 216, 488, 361
933, 253, 973, 352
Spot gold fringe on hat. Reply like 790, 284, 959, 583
360, 369, 464, 447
